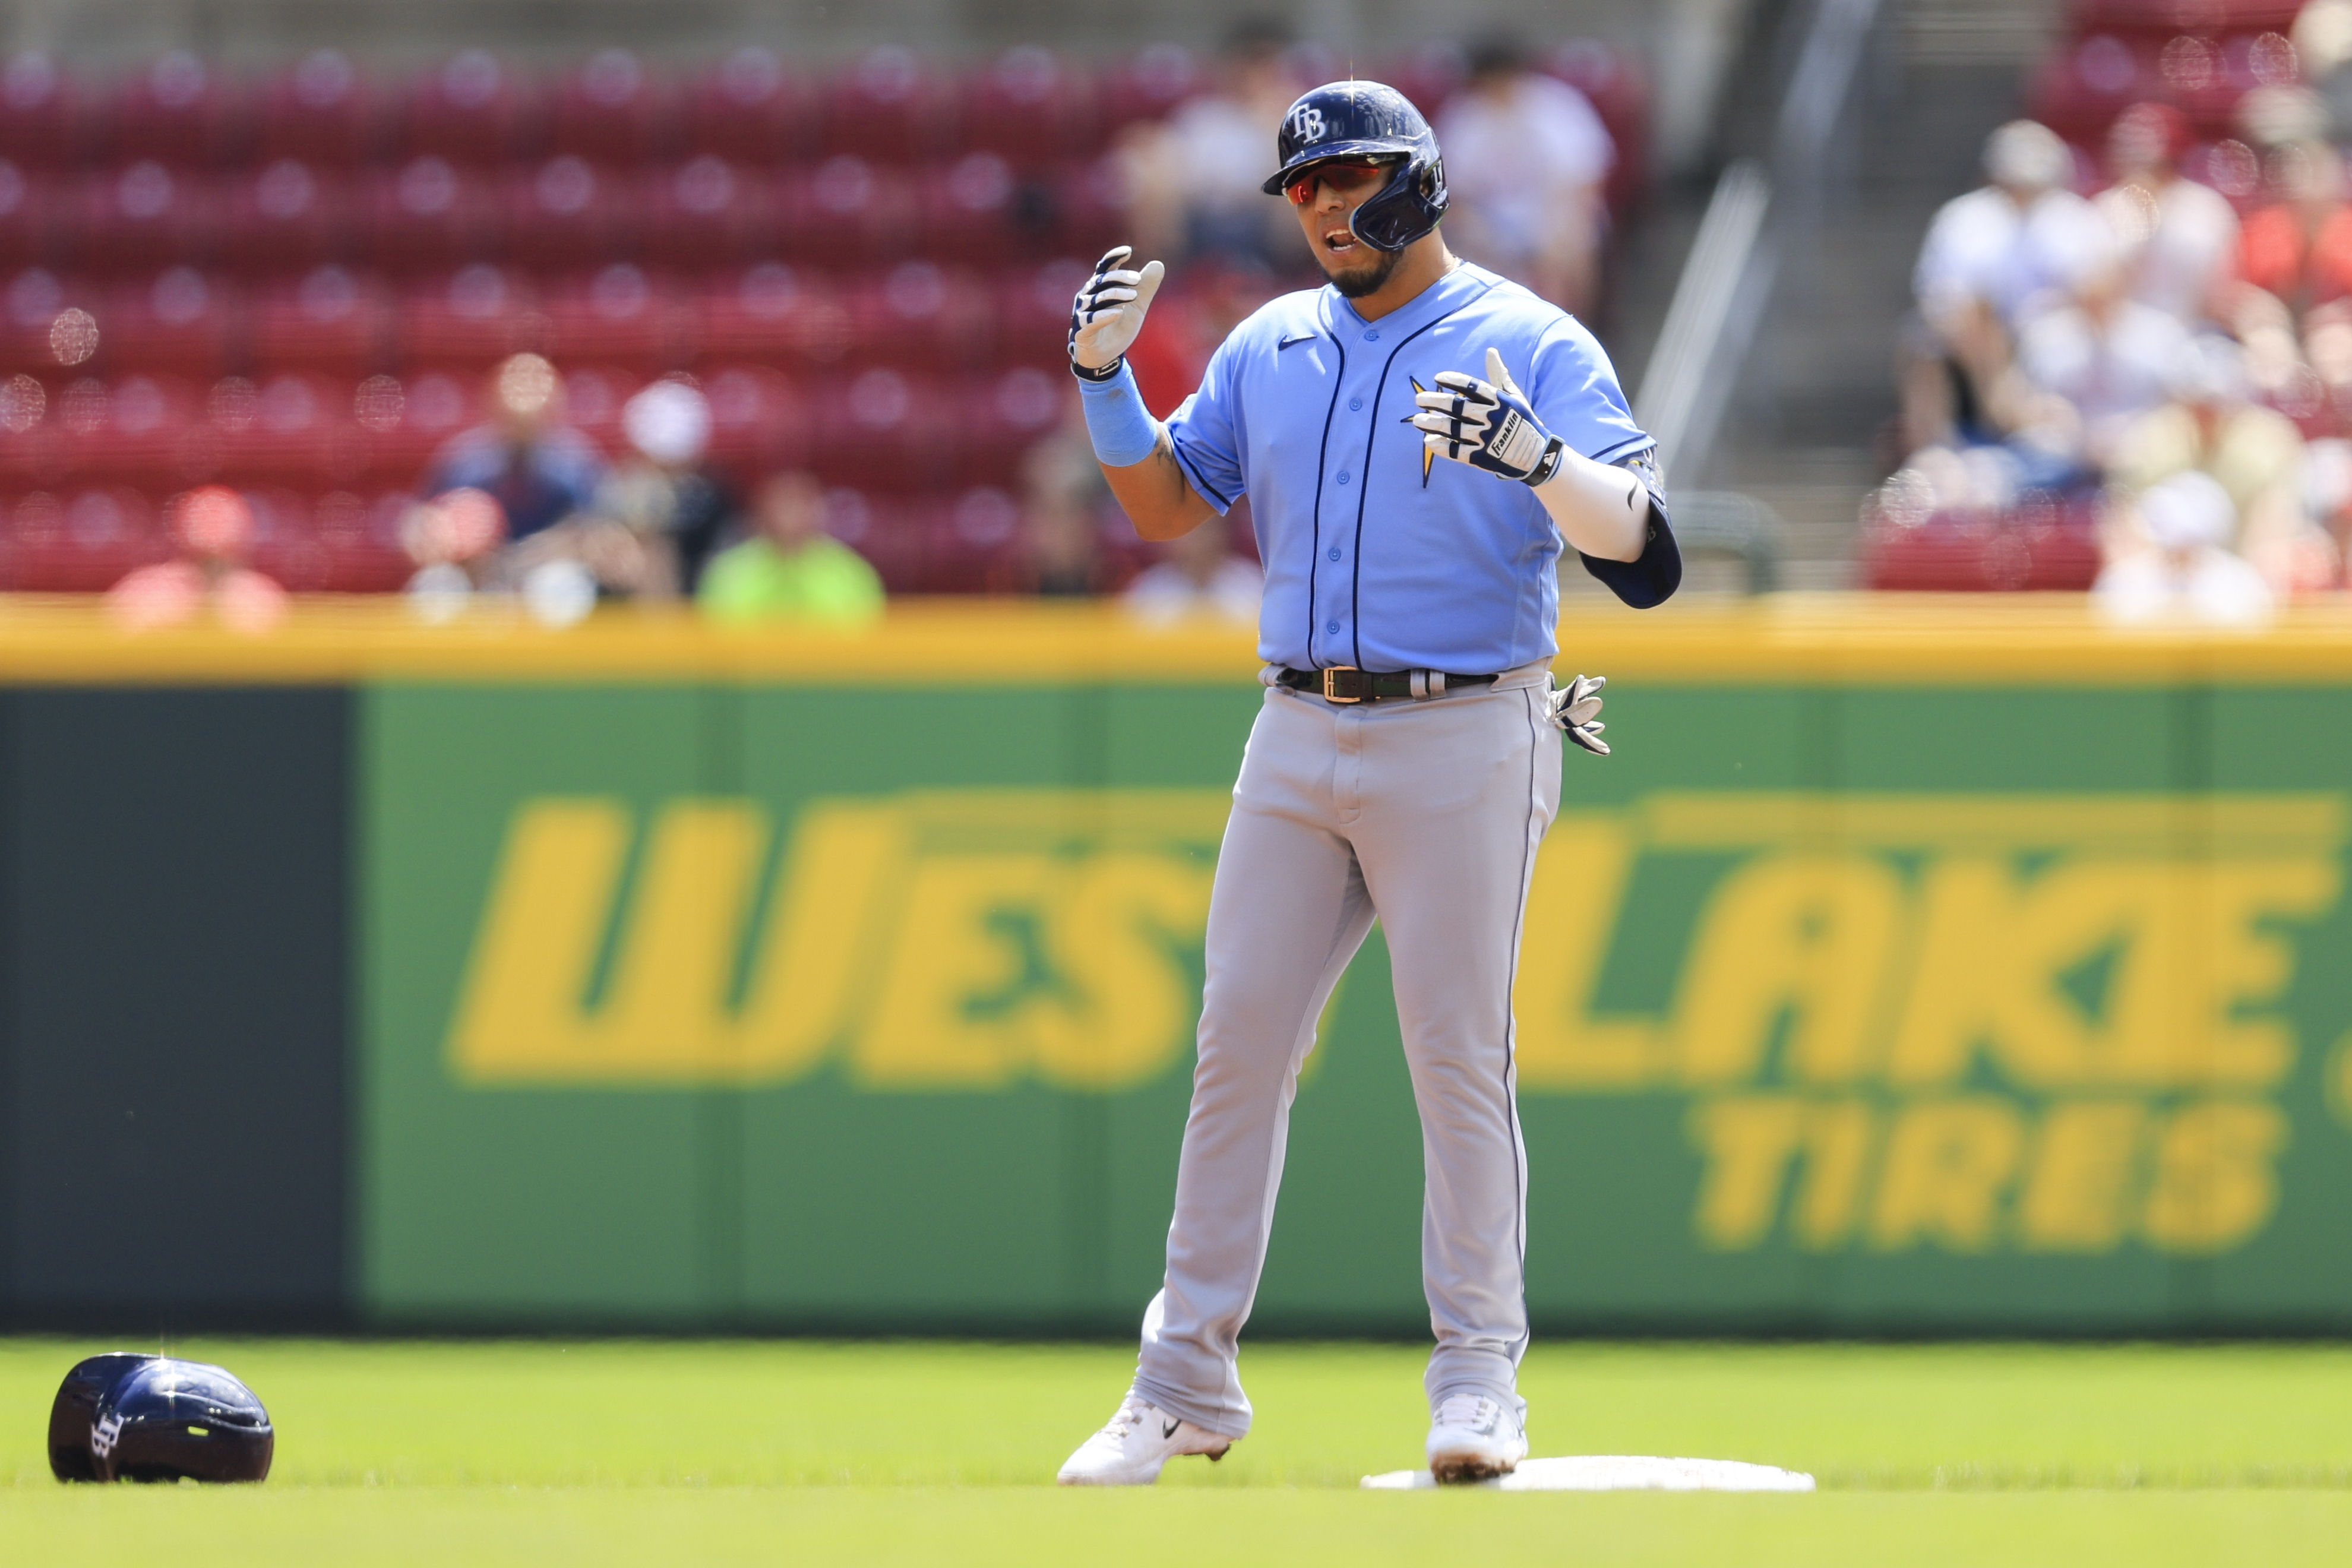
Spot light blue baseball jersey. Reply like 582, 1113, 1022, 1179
1164, 261, 1652, 674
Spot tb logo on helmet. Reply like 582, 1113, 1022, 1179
1288, 105, 1326, 143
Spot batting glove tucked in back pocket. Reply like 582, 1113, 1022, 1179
1548, 673, 1608, 755
1410, 346, 1566, 486
1068, 245, 1165, 381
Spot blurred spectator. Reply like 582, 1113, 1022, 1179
423, 353, 608, 542
1123, 511, 1261, 625
108, 485, 289, 634
2094, 103, 2239, 328
2013, 263, 2188, 470
2110, 334, 2328, 590
590, 379, 738, 597
1903, 121, 2111, 454
698, 470, 883, 625
1437, 33, 1614, 316
1120, 19, 1302, 271
2296, 0, 2352, 143
2238, 141, 2352, 321
1018, 409, 1114, 596
2094, 469, 2272, 625
400, 485, 507, 621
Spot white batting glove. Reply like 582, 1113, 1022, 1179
1068, 245, 1165, 381
1409, 346, 1566, 486
1548, 673, 1608, 755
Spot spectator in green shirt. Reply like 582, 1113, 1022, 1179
697, 472, 885, 625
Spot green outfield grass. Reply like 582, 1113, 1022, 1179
4, 1339, 2350, 1565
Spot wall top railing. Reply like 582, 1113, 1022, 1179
0, 596, 2350, 684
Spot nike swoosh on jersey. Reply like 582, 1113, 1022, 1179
1277, 333, 1316, 350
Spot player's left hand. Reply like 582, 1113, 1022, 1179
1547, 672, 1608, 755
1410, 347, 1567, 486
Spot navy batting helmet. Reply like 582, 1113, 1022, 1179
49, 1353, 273, 1483
1260, 80, 1448, 252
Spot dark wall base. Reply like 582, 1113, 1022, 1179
0, 688, 351, 1331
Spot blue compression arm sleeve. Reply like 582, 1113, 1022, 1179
1075, 360, 1162, 468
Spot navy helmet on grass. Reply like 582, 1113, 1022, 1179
1260, 80, 1448, 252
49, 1353, 273, 1482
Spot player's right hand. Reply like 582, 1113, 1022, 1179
1068, 245, 1165, 380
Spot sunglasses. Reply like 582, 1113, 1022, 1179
1284, 156, 1399, 206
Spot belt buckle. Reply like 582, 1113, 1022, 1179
1320, 666, 1364, 704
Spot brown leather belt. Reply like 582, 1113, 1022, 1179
1275, 666, 1501, 704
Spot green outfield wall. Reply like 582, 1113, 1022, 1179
344, 604, 2352, 1335
8, 600, 2352, 1333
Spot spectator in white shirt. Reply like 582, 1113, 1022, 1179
2095, 469, 2274, 625
1436, 34, 1615, 315
1903, 121, 2113, 453
2094, 102, 2239, 327
1123, 511, 1262, 626
1120, 20, 1303, 271
2015, 264, 2190, 467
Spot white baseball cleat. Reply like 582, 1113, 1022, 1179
1056, 1390, 1233, 1485
1427, 1393, 1528, 1483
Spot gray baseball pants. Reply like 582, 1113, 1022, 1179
1130, 661, 1563, 1439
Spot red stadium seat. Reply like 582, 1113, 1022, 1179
994, 256, 1092, 369
211, 371, 356, 488
255, 48, 385, 167
309, 487, 418, 590
843, 261, 995, 369
1049, 156, 1128, 261
364, 156, 502, 273
221, 159, 356, 273
919, 153, 1027, 264
699, 362, 808, 473
820, 46, 957, 163
0, 268, 96, 375
1099, 45, 1205, 134
395, 265, 543, 368
961, 47, 1098, 163
403, 50, 538, 167
2065, 0, 2303, 40
102, 268, 236, 377
781, 156, 918, 265
550, 49, 675, 165
2028, 33, 2160, 145
810, 365, 954, 492
555, 363, 646, 450
0, 160, 63, 268
643, 156, 777, 265
75, 161, 221, 273
542, 264, 684, 369
693, 264, 849, 371
103, 52, 236, 167
247, 265, 393, 376
504, 156, 631, 266
1861, 499, 2103, 592
0, 485, 169, 591
354, 366, 477, 483
0, 370, 61, 486
956, 364, 1064, 488
55, 373, 207, 488
0, 54, 80, 169
682, 46, 813, 164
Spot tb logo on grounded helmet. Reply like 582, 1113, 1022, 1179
1261, 80, 1448, 252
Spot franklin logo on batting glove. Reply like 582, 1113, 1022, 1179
1409, 347, 1567, 486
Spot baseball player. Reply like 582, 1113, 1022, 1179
1055, 80, 1678, 1486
